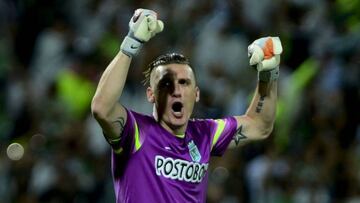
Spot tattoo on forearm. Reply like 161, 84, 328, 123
233, 125, 247, 146
255, 96, 266, 113
112, 117, 125, 132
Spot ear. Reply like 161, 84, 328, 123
146, 87, 155, 103
195, 86, 200, 102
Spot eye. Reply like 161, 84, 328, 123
158, 77, 174, 90
179, 79, 190, 85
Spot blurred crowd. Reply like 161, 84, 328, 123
0, 0, 359, 202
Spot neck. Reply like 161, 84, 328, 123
153, 105, 188, 137
159, 120, 187, 137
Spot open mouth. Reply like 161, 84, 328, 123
172, 102, 183, 113
171, 102, 184, 118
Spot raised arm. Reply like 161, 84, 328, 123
91, 9, 163, 144
229, 37, 282, 148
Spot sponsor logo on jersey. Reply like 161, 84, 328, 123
155, 155, 208, 183
188, 140, 201, 162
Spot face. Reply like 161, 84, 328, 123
147, 64, 200, 132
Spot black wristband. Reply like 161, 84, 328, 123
258, 66, 279, 82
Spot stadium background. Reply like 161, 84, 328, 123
0, 0, 359, 202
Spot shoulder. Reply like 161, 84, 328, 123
125, 109, 157, 128
187, 118, 216, 134
189, 118, 214, 126
189, 117, 232, 126
188, 117, 237, 133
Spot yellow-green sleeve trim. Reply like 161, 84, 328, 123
134, 121, 141, 151
113, 147, 123, 154
211, 119, 226, 150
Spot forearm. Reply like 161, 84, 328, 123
92, 51, 131, 116
91, 9, 163, 142
230, 37, 281, 148
245, 80, 277, 136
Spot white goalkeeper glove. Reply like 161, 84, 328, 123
248, 37, 283, 82
121, 9, 164, 57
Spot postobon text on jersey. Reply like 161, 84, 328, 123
155, 155, 209, 183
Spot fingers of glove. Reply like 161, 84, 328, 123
130, 8, 157, 29
150, 20, 164, 38
156, 20, 164, 33
252, 37, 268, 48
147, 15, 157, 32
258, 55, 280, 71
129, 8, 163, 41
248, 44, 264, 66
146, 13, 163, 33
251, 36, 283, 59
262, 38, 274, 59
145, 17, 163, 39
132, 19, 150, 41
140, 9, 157, 17
251, 37, 273, 59
132, 9, 156, 21
272, 37, 283, 55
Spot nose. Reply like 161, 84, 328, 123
172, 82, 181, 98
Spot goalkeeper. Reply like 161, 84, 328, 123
91, 8, 282, 203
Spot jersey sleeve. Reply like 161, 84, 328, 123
209, 116, 238, 156
109, 108, 143, 154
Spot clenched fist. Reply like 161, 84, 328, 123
121, 9, 164, 57
248, 37, 283, 82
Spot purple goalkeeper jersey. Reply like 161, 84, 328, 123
111, 109, 237, 203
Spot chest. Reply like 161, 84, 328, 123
141, 129, 211, 164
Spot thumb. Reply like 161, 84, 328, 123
248, 44, 264, 66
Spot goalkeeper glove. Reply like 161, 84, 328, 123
121, 9, 164, 57
248, 37, 283, 82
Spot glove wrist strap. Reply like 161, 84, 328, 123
120, 36, 143, 57
258, 66, 279, 82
